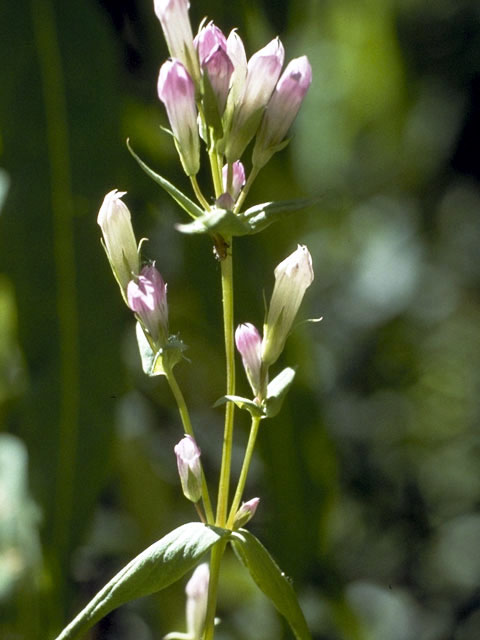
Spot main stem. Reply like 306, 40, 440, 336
203, 241, 235, 640
203, 538, 227, 640
216, 243, 235, 526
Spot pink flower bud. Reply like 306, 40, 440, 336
97, 190, 140, 298
174, 435, 202, 503
235, 323, 264, 397
233, 497, 260, 529
262, 245, 314, 367
253, 56, 312, 168
153, 0, 200, 83
203, 46, 234, 116
185, 563, 209, 639
195, 21, 228, 64
127, 265, 168, 347
225, 37, 285, 162
158, 59, 200, 176
222, 161, 246, 201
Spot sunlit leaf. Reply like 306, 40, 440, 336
127, 141, 204, 220
264, 367, 296, 418
231, 529, 311, 640
243, 197, 320, 233
214, 394, 264, 418
55, 523, 229, 640
176, 207, 250, 236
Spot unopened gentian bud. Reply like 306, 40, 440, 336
202, 46, 234, 116
225, 37, 285, 163
158, 59, 200, 176
185, 563, 209, 640
195, 21, 227, 64
235, 323, 264, 398
233, 497, 260, 529
262, 245, 314, 367
252, 56, 312, 169
222, 161, 245, 201
127, 265, 168, 347
97, 190, 140, 299
153, 0, 200, 84
174, 435, 202, 503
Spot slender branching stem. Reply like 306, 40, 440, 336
202, 240, 235, 640
226, 414, 261, 528
190, 175, 211, 211
226, 162, 233, 196
208, 149, 224, 198
194, 502, 206, 524
234, 165, 260, 213
166, 369, 214, 524
215, 245, 236, 526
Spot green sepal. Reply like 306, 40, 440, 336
127, 140, 204, 220
243, 197, 320, 233
136, 323, 187, 377
224, 105, 266, 164
55, 523, 230, 640
214, 394, 264, 418
264, 367, 296, 418
252, 138, 291, 170
176, 207, 250, 237
231, 529, 312, 640
201, 72, 224, 141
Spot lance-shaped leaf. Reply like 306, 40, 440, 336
264, 366, 296, 418
214, 394, 264, 418
231, 529, 311, 640
176, 207, 250, 237
127, 140, 204, 220
243, 197, 319, 233
55, 523, 229, 640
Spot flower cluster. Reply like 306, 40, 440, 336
155, 0, 311, 203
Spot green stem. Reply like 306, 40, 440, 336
227, 415, 261, 528
226, 162, 233, 196
234, 165, 260, 214
203, 538, 227, 640
190, 175, 211, 211
166, 370, 215, 525
215, 244, 236, 527
208, 149, 224, 198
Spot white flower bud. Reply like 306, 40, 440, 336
97, 190, 140, 298
262, 245, 314, 367
174, 435, 202, 503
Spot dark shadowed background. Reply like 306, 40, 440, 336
1, 0, 480, 638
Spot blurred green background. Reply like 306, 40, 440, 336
1, 0, 480, 638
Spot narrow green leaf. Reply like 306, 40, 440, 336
242, 197, 320, 233
127, 140, 204, 220
231, 529, 311, 640
55, 523, 229, 640
214, 394, 265, 418
176, 207, 250, 236
264, 367, 296, 418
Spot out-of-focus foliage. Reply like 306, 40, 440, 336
1, 0, 480, 639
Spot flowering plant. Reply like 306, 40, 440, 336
55, 1, 314, 638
